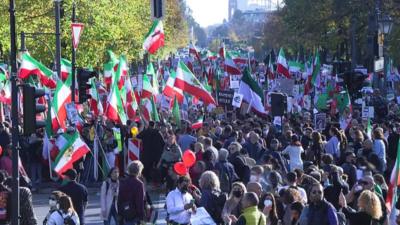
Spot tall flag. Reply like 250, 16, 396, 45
276, 48, 290, 79
18, 53, 56, 88
141, 73, 156, 100
143, 20, 165, 54
172, 96, 181, 128
147, 63, 159, 95
238, 68, 266, 115
311, 51, 321, 87
0, 81, 11, 105
103, 50, 119, 88
386, 139, 400, 212
267, 55, 275, 80
175, 61, 216, 105
189, 43, 201, 63
150, 96, 160, 122
61, 58, 72, 81
125, 77, 139, 120
53, 131, 90, 175
105, 80, 127, 124
89, 78, 103, 117
163, 70, 184, 103
114, 55, 128, 89
51, 75, 72, 132
225, 52, 242, 75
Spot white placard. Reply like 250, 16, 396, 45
273, 116, 282, 126
232, 93, 243, 108
230, 75, 241, 89
362, 106, 374, 119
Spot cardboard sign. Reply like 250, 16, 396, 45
314, 113, 326, 131
217, 90, 234, 106
362, 106, 374, 119
232, 93, 243, 108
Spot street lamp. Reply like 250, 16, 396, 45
378, 14, 394, 35
378, 14, 394, 95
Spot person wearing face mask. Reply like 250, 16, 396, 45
46, 195, 80, 225
43, 191, 66, 225
229, 192, 266, 225
100, 167, 119, 225
249, 166, 268, 193
222, 182, 247, 224
166, 176, 196, 225
261, 193, 279, 225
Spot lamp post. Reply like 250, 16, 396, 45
54, 0, 62, 79
378, 14, 393, 95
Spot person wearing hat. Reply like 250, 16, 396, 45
58, 169, 88, 225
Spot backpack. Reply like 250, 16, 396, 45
57, 211, 76, 225
0, 189, 10, 221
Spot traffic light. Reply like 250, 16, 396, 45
77, 68, 97, 104
22, 85, 45, 135
151, 0, 164, 19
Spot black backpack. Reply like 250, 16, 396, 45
57, 211, 76, 225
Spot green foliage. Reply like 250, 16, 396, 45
0, 0, 189, 67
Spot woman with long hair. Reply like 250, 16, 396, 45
199, 171, 226, 224
338, 190, 383, 225
262, 192, 279, 225
282, 135, 304, 172
43, 191, 65, 225
46, 195, 80, 225
325, 127, 342, 160
372, 128, 387, 173
222, 182, 247, 225
100, 167, 119, 225
306, 131, 324, 166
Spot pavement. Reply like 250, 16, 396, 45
32, 183, 168, 225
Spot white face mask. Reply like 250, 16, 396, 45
49, 200, 57, 207
250, 175, 259, 182
264, 200, 273, 207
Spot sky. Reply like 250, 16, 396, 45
186, 0, 228, 27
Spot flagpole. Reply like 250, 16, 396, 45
71, 2, 76, 102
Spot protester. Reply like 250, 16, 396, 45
166, 176, 196, 225
100, 167, 119, 225
118, 161, 145, 225
262, 192, 279, 225
282, 135, 304, 172
46, 195, 80, 225
43, 191, 66, 225
214, 148, 238, 193
58, 169, 88, 225
222, 182, 247, 224
325, 127, 342, 160
229, 192, 266, 225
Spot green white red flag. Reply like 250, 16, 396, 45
311, 51, 321, 87
53, 131, 90, 175
163, 70, 184, 103
143, 20, 164, 54
125, 77, 139, 120
19, 53, 56, 88
191, 116, 204, 130
225, 52, 242, 75
105, 79, 127, 125
276, 48, 290, 79
238, 68, 266, 115
386, 139, 400, 211
89, 78, 103, 117
61, 58, 72, 81
174, 61, 216, 105
103, 50, 119, 88
51, 75, 72, 132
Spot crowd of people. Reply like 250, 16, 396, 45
0, 90, 400, 225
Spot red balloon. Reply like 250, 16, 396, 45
183, 150, 196, 168
0, 146, 3, 156
173, 162, 188, 176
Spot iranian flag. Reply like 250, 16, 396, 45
238, 68, 266, 115
105, 81, 127, 124
141, 74, 155, 100
386, 139, 400, 211
61, 58, 72, 81
189, 43, 201, 63
0, 81, 11, 105
225, 52, 242, 75
150, 96, 160, 122
114, 55, 128, 89
276, 48, 290, 79
53, 131, 90, 175
143, 20, 165, 54
52, 76, 72, 132
310, 51, 321, 87
219, 42, 225, 59
147, 63, 159, 95
163, 70, 184, 103
191, 116, 204, 130
230, 51, 248, 65
103, 50, 119, 88
89, 78, 103, 117
172, 96, 181, 128
125, 77, 139, 120
366, 117, 372, 139
18, 53, 56, 88
175, 61, 216, 105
